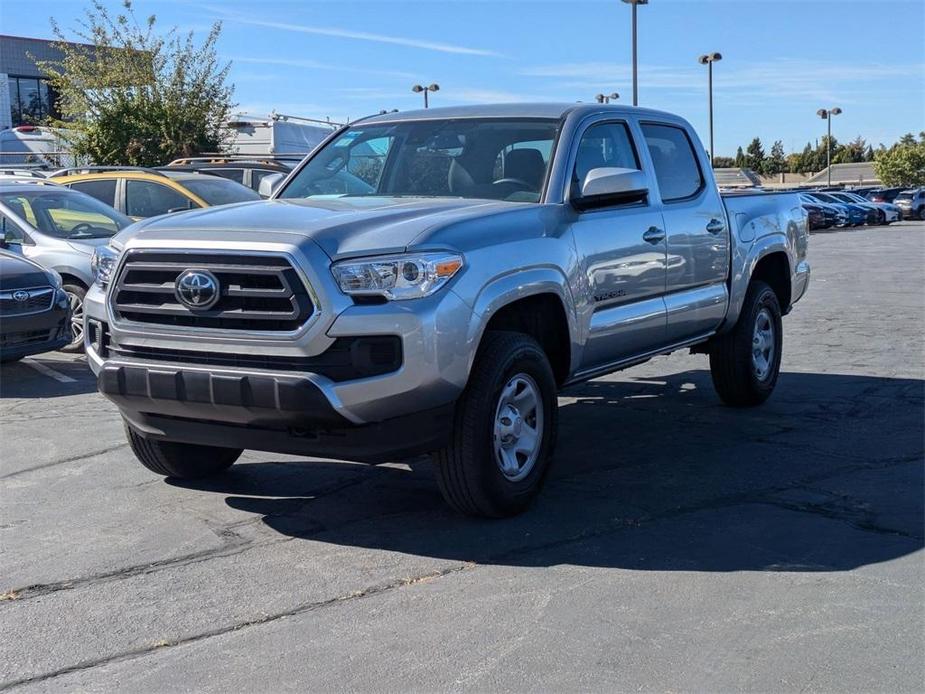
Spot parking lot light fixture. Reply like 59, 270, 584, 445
698, 52, 723, 166
621, 0, 648, 106
817, 106, 843, 186
595, 92, 620, 104
411, 83, 440, 108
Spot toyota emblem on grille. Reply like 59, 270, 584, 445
12, 290, 30, 303
175, 270, 220, 310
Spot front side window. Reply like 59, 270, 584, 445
69, 179, 117, 207
181, 177, 261, 206
0, 189, 131, 239
126, 180, 194, 217
203, 168, 245, 184
281, 118, 560, 203
640, 123, 705, 202
571, 121, 640, 196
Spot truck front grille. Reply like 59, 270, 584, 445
111, 251, 314, 332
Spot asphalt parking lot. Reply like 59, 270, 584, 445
1, 222, 923, 692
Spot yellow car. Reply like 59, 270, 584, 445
50, 166, 261, 220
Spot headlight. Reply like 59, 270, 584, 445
90, 245, 119, 288
331, 252, 464, 300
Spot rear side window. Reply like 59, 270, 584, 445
640, 123, 704, 202
69, 179, 117, 207
126, 180, 193, 217
204, 168, 245, 184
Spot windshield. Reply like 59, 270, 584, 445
181, 177, 261, 206
812, 193, 843, 204
0, 187, 131, 239
895, 192, 913, 201
280, 118, 560, 203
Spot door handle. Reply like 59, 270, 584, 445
706, 218, 726, 234
642, 226, 665, 244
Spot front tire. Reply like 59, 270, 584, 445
709, 281, 783, 407
433, 331, 558, 517
60, 284, 86, 353
125, 422, 242, 479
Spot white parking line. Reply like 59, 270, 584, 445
23, 359, 77, 384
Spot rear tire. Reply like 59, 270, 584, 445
125, 422, 242, 479
433, 331, 558, 517
709, 281, 783, 407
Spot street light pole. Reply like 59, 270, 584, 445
621, 0, 648, 106
816, 106, 842, 186
412, 83, 440, 108
698, 52, 722, 167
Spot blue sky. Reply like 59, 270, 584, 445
4, 0, 924, 156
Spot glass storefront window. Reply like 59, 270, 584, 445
8, 77, 55, 126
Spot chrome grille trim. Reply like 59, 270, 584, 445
110, 250, 317, 334
0, 286, 55, 316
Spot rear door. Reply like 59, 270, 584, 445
125, 180, 196, 218
640, 122, 729, 343
568, 118, 668, 372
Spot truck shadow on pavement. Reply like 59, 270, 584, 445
172, 369, 924, 572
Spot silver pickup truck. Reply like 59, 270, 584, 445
84, 103, 810, 517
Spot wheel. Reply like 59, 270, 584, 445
125, 421, 242, 479
918, 207, 925, 221
60, 284, 86, 353
708, 280, 783, 407
432, 331, 558, 517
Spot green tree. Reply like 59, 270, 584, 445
873, 137, 925, 187
36, 0, 234, 166
734, 146, 745, 168
767, 140, 786, 175
711, 156, 736, 168
745, 137, 766, 174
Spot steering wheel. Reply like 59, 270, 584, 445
491, 177, 533, 191
69, 223, 96, 235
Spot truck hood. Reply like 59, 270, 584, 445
113, 197, 523, 259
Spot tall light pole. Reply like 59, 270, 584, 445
595, 92, 620, 104
621, 0, 648, 106
816, 107, 842, 186
412, 83, 440, 108
698, 52, 722, 166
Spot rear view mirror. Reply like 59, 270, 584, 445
574, 167, 649, 211
258, 173, 286, 198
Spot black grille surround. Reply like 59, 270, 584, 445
111, 251, 315, 332
108, 336, 402, 382
0, 286, 55, 316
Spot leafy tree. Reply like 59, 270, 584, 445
874, 136, 925, 187
767, 140, 786, 175
745, 137, 766, 174
36, 0, 234, 166
711, 156, 736, 168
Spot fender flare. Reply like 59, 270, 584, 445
722, 234, 792, 332
463, 266, 580, 376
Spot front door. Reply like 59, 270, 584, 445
568, 120, 668, 372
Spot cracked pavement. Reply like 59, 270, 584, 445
1, 223, 923, 692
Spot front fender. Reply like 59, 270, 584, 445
462, 266, 580, 377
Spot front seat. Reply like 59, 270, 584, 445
503, 149, 546, 190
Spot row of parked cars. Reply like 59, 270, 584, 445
798, 187, 914, 231
0, 157, 294, 361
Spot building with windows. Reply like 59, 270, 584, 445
0, 35, 81, 129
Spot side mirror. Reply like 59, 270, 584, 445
1, 218, 23, 251
258, 173, 286, 198
573, 167, 649, 211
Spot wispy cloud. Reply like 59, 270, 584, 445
211, 8, 502, 57
521, 59, 925, 103
229, 56, 416, 81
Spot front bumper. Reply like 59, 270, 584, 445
791, 260, 811, 307
1, 291, 70, 361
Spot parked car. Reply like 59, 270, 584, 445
827, 191, 889, 225
866, 187, 903, 204
84, 103, 810, 517
836, 191, 900, 224
894, 189, 925, 220
49, 167, 260, 219
0, 248, 70, 362
0, 181, 133, 351
799, 194, 847, 228
807, 191, 868, 226
164, 158, 293, 195
802, 202, 827, 230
